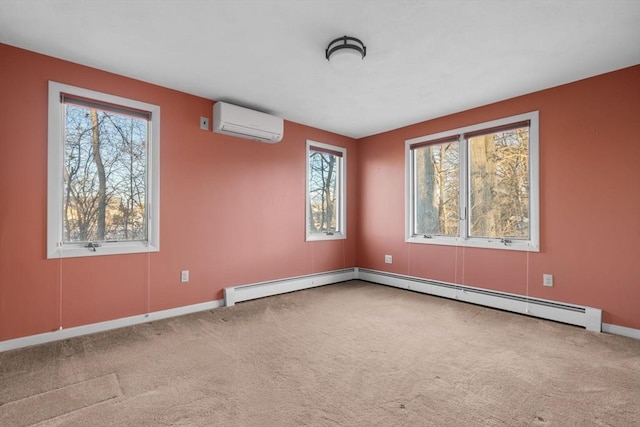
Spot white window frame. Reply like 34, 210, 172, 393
306, 140, 347, 241
405, 111, 539, 252
47, 81, 160, 258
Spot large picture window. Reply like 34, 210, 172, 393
306, 141, 346, 241
406, 111, 539, 251
48, 81, 160, 258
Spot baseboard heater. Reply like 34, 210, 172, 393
224, 268, 357, 306
356, 268, 602, 332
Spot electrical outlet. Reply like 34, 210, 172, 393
181, 270, 189, 283
384, 255, 393, 264
543, 274, 553, 287
200, 116, 209, 130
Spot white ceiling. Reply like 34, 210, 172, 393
1, 0, 638, 138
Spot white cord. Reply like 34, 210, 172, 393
59, 258, 63, 329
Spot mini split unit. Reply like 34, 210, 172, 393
213, 102, 284, 143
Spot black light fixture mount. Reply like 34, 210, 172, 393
325, 35, 367, 69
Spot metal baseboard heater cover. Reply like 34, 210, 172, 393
224, 268, 357, 306
356, 268, 602, 332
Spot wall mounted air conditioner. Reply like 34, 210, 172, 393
213, 101, 283, 143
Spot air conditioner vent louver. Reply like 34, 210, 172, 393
213, 102, 283, 143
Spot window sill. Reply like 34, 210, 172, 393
306, 232, 346, 242
47, 241, 159, 259
406, 235, 539, 252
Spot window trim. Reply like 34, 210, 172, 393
47, 81, 160, 258
405, 111, 539, 252
305, 140, 347, 241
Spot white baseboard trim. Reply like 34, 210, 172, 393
0, 298, 224, 353
355, 268, 603, 332
0, 268, 357, 353
2, 267, 635, 351
602, 323, 640, 340
224, 268, 357, 306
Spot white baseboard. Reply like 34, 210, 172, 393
2, 267, 635, 351
0, 299, 224, 353
355, 268, 603, 332
224, 268, 357, 306
0, 268, 357, 353
602, 322, 640, 340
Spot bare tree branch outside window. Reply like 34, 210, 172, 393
63, 103, 148, 243
412, 126, 529, 240
413, 142, 459, 236
308, 150, 338, 233
469, 127, 529, 239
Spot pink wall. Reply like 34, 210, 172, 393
357, 65, 640, 329
0, 43, 638, 342
0, 44, 358, 341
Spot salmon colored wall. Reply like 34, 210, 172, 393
0, 44, 358, 341
357, 65, 640, 329
1, 43, 638, 343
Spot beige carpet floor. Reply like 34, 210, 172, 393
1, 280, 639, 426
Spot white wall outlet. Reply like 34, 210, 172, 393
543, 273, 553, 287
181, 270, 189, 283
200, 116, 209, 130
384, 254, 393, 264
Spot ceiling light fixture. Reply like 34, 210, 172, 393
325, 35, 366, 70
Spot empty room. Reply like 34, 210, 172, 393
1, 1, 639, 425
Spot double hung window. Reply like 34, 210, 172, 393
406, 111, 539, 251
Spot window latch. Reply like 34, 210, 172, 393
423, 234, 432, 239
325, 231, 334, 236
85, 242, 101, 252
500, 238, 512, 246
